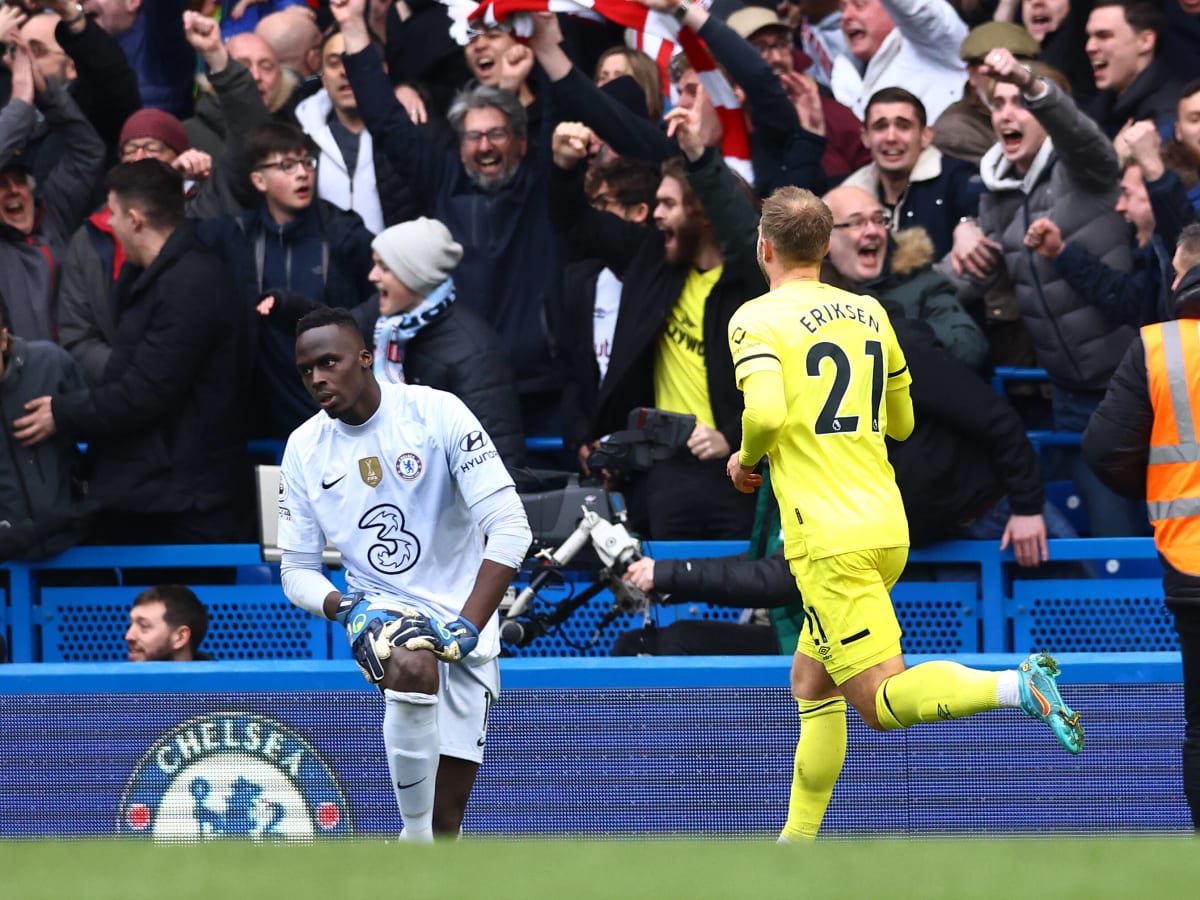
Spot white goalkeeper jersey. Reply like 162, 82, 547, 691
277, 382, 515, 660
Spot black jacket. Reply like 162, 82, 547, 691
887, 309, 1044, 546
350, 298, 527, 468
52, 222, 246, 516
0, 336, 96, 561
548, 148, 765, 447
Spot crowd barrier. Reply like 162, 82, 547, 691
0, 537, 1172, 663
0, 536, 1187, 839
0, 655, 1187, 839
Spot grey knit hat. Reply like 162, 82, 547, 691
371, 217, 463, 297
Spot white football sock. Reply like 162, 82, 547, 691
383, 690, 439, 842
996, 670, 1021, 708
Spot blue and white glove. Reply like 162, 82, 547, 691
351, 619, 390, 683
394, 614, 480, 662
335, 592, 392, 684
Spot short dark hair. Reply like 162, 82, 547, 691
105, 160, 185, 231
244, 121, 319, 169
1179, 224, 1200, 268
760, 186, 833, 266
587, 157, 661, 209
133, 585, 209, 654
447, 84, 528, 142
319, 23, 341, 56
1095, 1, 1165, 55
319, 24, 385, 63
296, 305, 361, 340
864, 87, 927, 128
1180, 80, 1200, 105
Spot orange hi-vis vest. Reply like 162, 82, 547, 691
1145, 319, 1200, 575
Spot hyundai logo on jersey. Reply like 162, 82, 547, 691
460, 431, 487, 452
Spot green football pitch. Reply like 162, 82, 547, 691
4, 837, 1198, 899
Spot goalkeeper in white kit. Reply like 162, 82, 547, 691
277, 307, 532, 842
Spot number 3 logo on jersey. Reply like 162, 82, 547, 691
358, 504, 421, 574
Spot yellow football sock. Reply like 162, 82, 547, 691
779, 697, 846, 842
874, 661, 1002, 731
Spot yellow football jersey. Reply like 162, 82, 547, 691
655, 266, 723, 427
728, 280, 911, 559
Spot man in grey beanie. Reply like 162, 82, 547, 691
361, 216, 526, 467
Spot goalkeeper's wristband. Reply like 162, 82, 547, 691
444, 617, 480, 658
334, 591, 366, 626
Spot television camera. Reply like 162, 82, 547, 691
504, 409, 696, 651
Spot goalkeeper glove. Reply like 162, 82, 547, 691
395, 614, 480, 662
350, 618, 390, 683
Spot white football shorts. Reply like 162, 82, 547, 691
436, 657, 499, 764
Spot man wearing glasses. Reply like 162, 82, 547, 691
194, 121, 375, 438
330, 0, 565, 446
724, 4, 869, 181
823, 184, 987, 370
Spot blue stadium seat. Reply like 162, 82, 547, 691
1045, 479, 1090, 536
37, 585, 335, 662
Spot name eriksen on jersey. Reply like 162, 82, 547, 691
798, 302, 881, 335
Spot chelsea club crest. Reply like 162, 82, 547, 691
395, 452, 423, 481
117, 711, 351, 841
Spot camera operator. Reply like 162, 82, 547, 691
611, 535, 788, 657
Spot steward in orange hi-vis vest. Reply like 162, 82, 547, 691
1083, 244, 1200, 832
1144, 319, 1200, 575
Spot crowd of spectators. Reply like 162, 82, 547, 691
1, 0, 1199, 561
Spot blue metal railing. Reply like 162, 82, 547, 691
0, 537, 1165, 663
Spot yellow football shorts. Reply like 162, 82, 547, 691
788, 546, 908, 685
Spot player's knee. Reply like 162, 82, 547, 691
856, 706, 888, 732
381, 647, 439, 694
789, 660, 836, 701
843, 677, 890, 731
